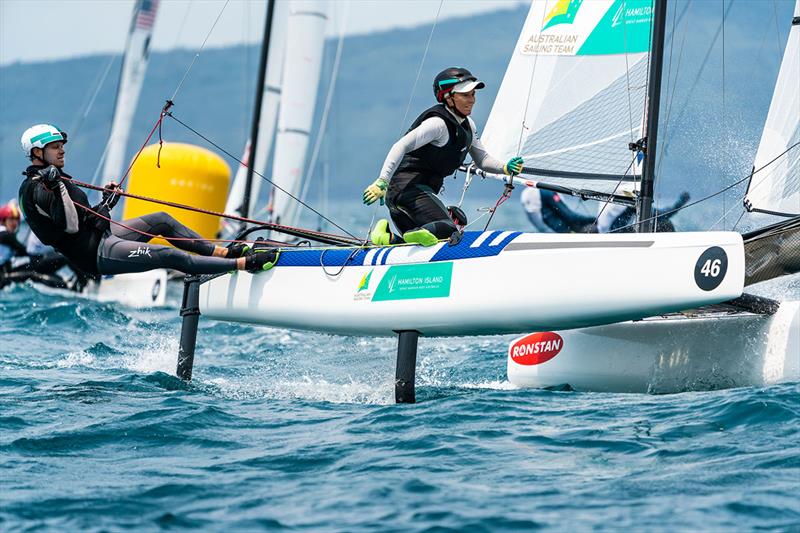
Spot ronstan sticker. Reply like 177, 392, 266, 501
508, 332, 564, 365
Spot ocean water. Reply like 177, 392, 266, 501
1, 279, 799, 532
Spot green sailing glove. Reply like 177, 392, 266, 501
503, 156, 524, 176
363, 178, 388, 206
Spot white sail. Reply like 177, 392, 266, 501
100, 0, 159, 183
482, 0, 654, 195
225, 0, 290, 221
745, 0, 800, 216
269, 0, 328, 227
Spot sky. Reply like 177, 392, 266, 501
0, 0, 527, 65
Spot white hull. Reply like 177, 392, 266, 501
83, 270, 167, 308
507, 302, 800, 393
201, 230, 745, 337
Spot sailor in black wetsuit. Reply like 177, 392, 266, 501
362, 67, 524, 246
521, 187, 596, 233
18, 124, 278, 278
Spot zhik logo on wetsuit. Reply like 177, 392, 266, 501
128, 246, 152, 258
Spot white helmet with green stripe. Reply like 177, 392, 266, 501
21, 124, 67, 158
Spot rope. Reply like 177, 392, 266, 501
63, 177, 361, 247
399, 0, 444, 130
72, 201, 283, 247
166, 111, 359, 240
482, 184, 514, 231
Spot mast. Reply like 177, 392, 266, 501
241, 0, 277, 220
638, 0, 668, 232
98, 0, 159, 184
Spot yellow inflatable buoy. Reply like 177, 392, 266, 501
122, 142, 230, 242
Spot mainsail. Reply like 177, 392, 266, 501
744, 0, 800, 217
482, 0, 654, 195
100, 0, 159, 183
269, 0, 328, 227
225, 0, 289, 221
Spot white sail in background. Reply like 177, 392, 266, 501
100, 0, 159, 183
482, 0, 654, 195
745, 0, 800, 216
225, 0, 290, 221
269, 0, 328, 227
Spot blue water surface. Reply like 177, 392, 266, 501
1, 280, 799, 532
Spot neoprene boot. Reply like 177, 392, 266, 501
402, 228, 438, 247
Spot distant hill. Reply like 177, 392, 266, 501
0, 1, 790, 228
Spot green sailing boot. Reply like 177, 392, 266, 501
402, 228, 438, 247
370, 219, 392, 246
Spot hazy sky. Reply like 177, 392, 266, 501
0, 0, 526, 65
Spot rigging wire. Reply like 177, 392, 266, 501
658, 0, 735, 157
70, 55, 118, 138
399, 0, 444, 131
169, 0, 230, 103
611, 141, 800, 233
166, 112, 359, 240
299, 0, 350, 207
515, 2, 551, 158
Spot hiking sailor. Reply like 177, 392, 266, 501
18, 124, 279, 277
363, 67, 524, 246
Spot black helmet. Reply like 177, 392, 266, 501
433, 67, 485, 102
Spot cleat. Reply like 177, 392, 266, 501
370, 219, 392, 246
402, 228, 438, 247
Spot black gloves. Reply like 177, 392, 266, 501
101, 183, 122, 210
37, 165, 61, 188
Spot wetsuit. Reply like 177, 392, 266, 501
380, 104, 505, 240
521, 188, 596, 233
19, 165, 240, 276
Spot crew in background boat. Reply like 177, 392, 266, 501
363, 67, 525, 246
597, 191, 691, 233
18, 124, 279, 278
0, 203, 27, 278
520, 187, 596, 233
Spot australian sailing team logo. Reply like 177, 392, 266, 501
521, 0, 652, 57
354, 269, 374, 301
542, 0, 584, 31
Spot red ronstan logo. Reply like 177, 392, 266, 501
508, 332, 563, 365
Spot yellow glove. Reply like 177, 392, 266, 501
503, 156, 524, 176
363, 178, 388, 206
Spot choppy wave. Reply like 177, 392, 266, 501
1, 284, 799, 531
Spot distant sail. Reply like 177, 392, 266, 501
269, 0, 328, 227
745, 0, 799, 217
482, 0, 653, 195
101, 0, 159, 183
225, 0, 290, 221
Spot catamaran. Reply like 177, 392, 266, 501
170, 0, 798, 402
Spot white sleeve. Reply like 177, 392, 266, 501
466, 117, 506, 175
378, 117, 449, 182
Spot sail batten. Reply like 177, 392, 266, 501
483, 0, 654, 196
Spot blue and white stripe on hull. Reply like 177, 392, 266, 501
200, 230, 746, 337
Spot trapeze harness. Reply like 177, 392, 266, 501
19, 165, 240, 276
